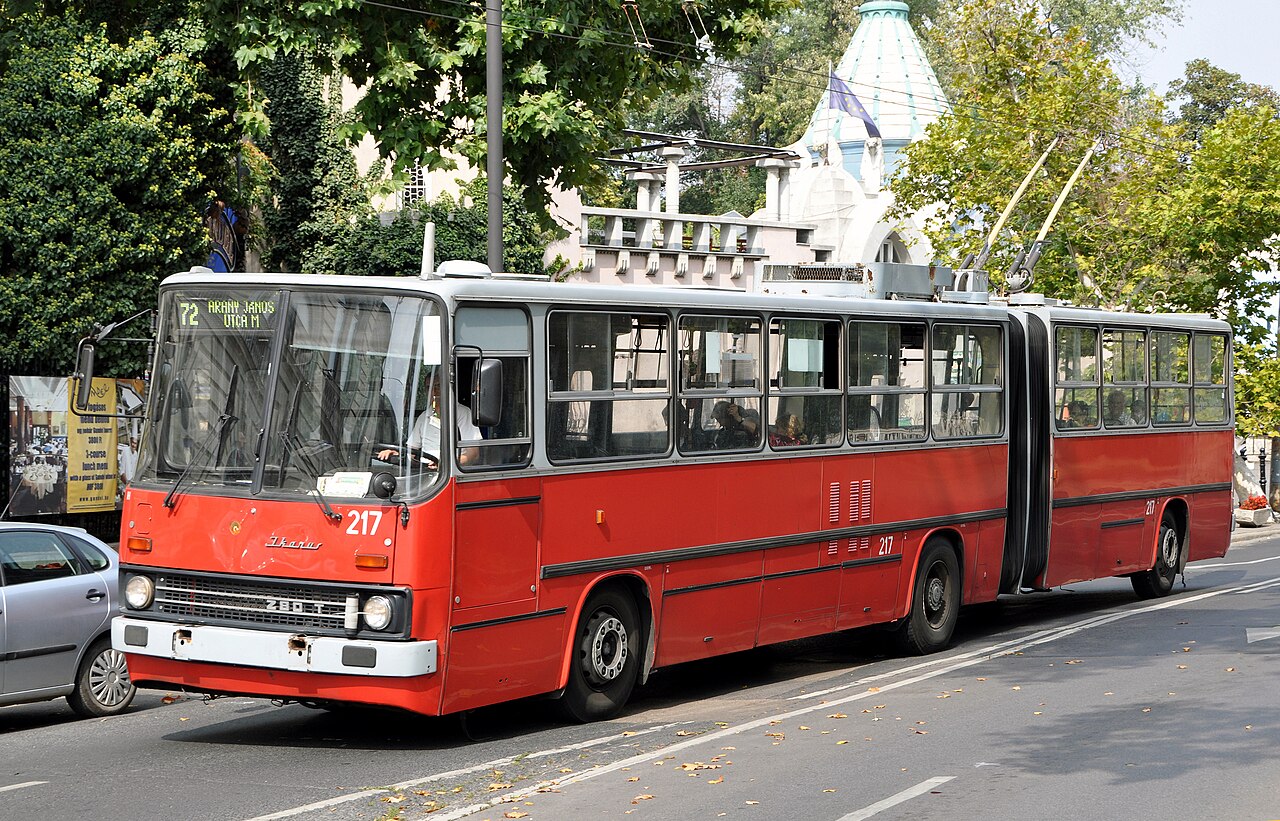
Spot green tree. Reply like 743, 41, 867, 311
0, 10, 237, 375
1235, 343, 1280, 439
1167, 57, 1280, 144
304, 178, 559, 277
206, 0, 785, 219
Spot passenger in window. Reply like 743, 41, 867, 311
710, 400, 760, 449
1103, 391, 1138, 427
769, 412, 807, 448
1062, 399, 1093, 428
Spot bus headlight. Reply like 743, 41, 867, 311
363, 595, 394, 631
124, 575, 155, 609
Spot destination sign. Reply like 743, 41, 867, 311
175, 293, 280, 332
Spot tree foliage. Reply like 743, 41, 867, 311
0, 9, 237, 375
304, 179, 560, 277
1167, 57, 1280, 145
883, 0, 1280, 433
206, 0, 785, 219
1235, 343, 1280, 439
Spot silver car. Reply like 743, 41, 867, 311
0, 522, 135, 716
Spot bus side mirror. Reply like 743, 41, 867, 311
73, 340, 96, 412
472, 358, 503, 427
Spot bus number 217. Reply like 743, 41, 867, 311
878, 536, 895, 556
346, 509, 383, 536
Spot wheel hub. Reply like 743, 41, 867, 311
926, 576, 946, 613
587, 615, 628, 683
1160, 529, 1179, 568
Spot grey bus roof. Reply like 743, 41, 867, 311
162, 270, 1230, 331
162, 270, 1012, 322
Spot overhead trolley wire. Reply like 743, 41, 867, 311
345, 0, 1188, 165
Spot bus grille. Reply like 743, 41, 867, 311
153, 572, 351, 631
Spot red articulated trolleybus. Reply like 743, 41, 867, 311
88, 263, 1233, 721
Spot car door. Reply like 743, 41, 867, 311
0, 530, 111, 698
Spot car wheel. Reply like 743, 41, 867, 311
67, 637, 136, 717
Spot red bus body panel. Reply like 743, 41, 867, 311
1043, 429, 1233, 588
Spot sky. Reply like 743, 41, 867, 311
1128, 0, 1280, 91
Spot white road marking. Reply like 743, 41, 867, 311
837, 776, 956, 821
1192, 553, 1280, 566
238, 721, 687, 821
245, 574, 1280, 821
0, 781, 47, 794
1246, 626, 1280, 643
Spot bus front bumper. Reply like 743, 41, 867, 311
112, 616, 437, 678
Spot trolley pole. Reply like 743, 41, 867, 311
486, 0, 503, 272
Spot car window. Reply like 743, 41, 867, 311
0, 531, 83, 586
64, 534, 111, 571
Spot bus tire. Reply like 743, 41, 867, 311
559, 587, 641, 723
1132, 513, 1180, 599
895, 539, 960, 655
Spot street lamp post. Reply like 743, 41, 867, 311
486, 0, 503, 272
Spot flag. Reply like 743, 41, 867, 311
828, 72, 881, 139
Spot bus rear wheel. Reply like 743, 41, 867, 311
1132, 513, 1181, 599
559, 587, 641, 723
895, 539, 960, 655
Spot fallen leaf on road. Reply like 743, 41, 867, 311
1225, 667, 1236, 672
716, 722, 729, 727
708, 777, 724, 785
1065, 659, 1082, 665
632, 795, 655, 803
828, 713, 847, 719
937, 694, 951, 699
1011, 686, 1021, 691
1182, 647, 1191, 652
798, 725, 810, 731
488, 783, 513, 791
380, 795, 405, 804
765, 732, 785, 739
745, 800, 759, 805
1177, 665, 1188, 670
1141, 708, 1151, 713
627, 777, 639, 782
503, 813, 528, 819
161, 695, 181, 704
867, 687, 880, 693
836, 740, 849, 745
823, 789, 836, 793
1033, 712, 1042, 716
621, 731, 637, 737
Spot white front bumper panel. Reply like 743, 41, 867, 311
113, 616, 436, 677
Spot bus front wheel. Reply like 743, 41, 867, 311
895, 539, 960, 655
1131, 513, 1181, 599
559, 587, 641, 723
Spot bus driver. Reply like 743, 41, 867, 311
378, 378, 481, 466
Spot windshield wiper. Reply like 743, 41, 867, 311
163, 412, 235, 509
164, 366, 240, 509
280, 432, 342, 523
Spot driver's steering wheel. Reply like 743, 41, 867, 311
374, 443, 439, 469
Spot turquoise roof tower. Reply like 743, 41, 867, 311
802, 0, 949, 179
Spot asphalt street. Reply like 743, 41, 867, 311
2, 525, 1277, 821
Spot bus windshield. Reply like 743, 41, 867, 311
136, 287, 446, 500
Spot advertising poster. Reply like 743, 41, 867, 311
7, 375, 144, 516
65, 377, 119, 513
